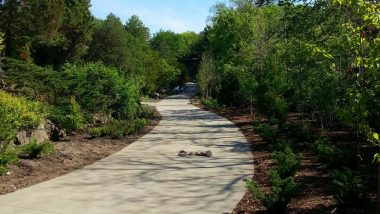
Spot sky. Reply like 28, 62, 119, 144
90, 0, 225, 34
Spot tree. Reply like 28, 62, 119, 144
125, 15, 150, 42
86, 14, 131, 69
197, 53, 218, 99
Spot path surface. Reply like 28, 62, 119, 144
0, 83, 253, 214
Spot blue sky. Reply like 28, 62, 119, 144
91, 0, 224, 34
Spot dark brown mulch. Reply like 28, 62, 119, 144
192, 102, 376, 214
0, 110, 161, 195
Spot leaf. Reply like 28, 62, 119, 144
374, 133, 379, 141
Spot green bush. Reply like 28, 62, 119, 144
88, 127, 103, 138
51, 96, 85, 133
0, 90, 46, 131
21, 140, 54, 159
287, 124, 318, 143
270, 139, 292, 152
273, 146, 302, 178
313, 139, 356, 168
0, 149, 19, 175
332, 168, 365, 206
201, 98, 220, 109
245, 170, 298, 213
254, 123, 278, 143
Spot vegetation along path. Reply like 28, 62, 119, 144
0, 83, 253, 214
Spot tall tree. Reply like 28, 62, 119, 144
125, 15, 149, 42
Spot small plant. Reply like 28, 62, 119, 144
273, 146, 302, 178
21, 140, 54, 159
313, 139, 355, 168
287, 124, 317, 143
332, 168, 365, 206
244, 170, 298, 213
0, 148, 19, 175
254, 123, 278, 143
201, 98, 220, 109
88, 127, 104, 138
270, 139, 292, 152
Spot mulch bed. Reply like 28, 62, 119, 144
193, 102, 377, 214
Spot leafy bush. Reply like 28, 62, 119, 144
89, 118, 149, 139
0, 90, 46, 131
50, 97, 85, 133
273, 146, 302, 178
270, 139, 292, 152
313, 139, 356, 168
21, 140, 54, 159
88, 127, 103, 138
332, 168, 365, 206
245, 170, 298, 213
0, 149, 19, 175
287, 124, 318, 143
201, 98, 220, 109
254, 123, 278, 143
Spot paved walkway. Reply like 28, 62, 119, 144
0, 83, 253, 214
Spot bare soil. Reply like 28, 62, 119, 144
0, 110, 161, 195
193, 102, 377, 214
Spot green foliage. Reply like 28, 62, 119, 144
313, 139, 356, 168
89, 118, 149, 139
0, 148, 19, 175
245, 170, 298, 212
0, 0, 92, 66
0, 90, 46, 131
197, 53, 218, 99
253, 123, 278, 144
286, 124, 318, 143
50, 96, 84, 133
273, 145, 302, 178
201, 98, 220, 109
88, 127, 103, 138
20, 140, 54, 159
332, 168, 365, 206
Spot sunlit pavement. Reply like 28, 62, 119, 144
0, 83, 253, 214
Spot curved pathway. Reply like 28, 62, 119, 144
0, 83, 253, 214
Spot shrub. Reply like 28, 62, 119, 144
201, 98, 220, 109
254, 123, 278, 143
313, 139, 356, 168
332, 168, 365, 206
88, 127, 103, 138
273, 146, 302, 178
21, 140, 54, 159
0, 90, 46, 131
245, 170, 298, 213
287, 124, 318, 143
50, 96, 85, 133
270, 139, 292, 152
0, 90, 46, 159
0, 149, 19, 175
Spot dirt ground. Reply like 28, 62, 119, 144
193, 102, 376, 214
0, 110, 161, 195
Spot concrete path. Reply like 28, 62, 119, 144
0, 83, 253, 214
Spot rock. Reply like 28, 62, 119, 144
178, 150, 212, 158
6, 172, 11, 176
14, 128, 49, 145
30, 129, 49, 143
93, 113, 110, 125
15, 130, 29, 145
59, 130, 69, 141
204, 150, 213, 158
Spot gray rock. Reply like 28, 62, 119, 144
30, 129, 49, 143
15, 130, 29, 145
